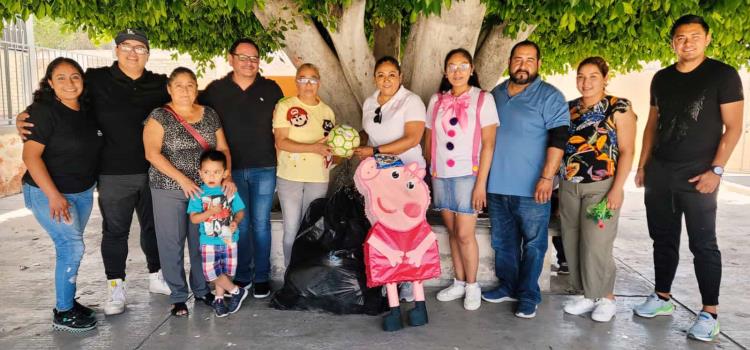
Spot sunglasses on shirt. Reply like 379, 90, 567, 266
373, 106, 382, 124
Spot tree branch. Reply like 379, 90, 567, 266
253, 0, 363, 126
327, 0, 376, 105
373, 21, 400, 59
401, 0, 487, 103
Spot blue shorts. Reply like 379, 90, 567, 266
432, 175, 477, 215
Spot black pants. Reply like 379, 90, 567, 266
98, 174, 161, 280
644, 158, 721, 306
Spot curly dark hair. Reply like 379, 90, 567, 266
32, 57, 87, 105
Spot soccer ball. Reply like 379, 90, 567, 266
327, 124, 360, 158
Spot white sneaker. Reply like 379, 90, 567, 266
436, 279, 465, 302
104, 279, 126, 315
591, 298, 616, 322
149, 271, 171, 295
463, 283, 481, 311
563, 297, 596, 315
399, 282, 415, 302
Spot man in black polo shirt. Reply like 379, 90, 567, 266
17, 29, 172, 316
633, 15, 744, 342
199, 38, 283, 299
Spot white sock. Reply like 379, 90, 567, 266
231, 287, 240, 295
454, 279, 466, 287
466, 282, 478, 288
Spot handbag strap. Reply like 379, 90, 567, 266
163, 105, 210, 151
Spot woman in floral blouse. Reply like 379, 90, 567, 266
559, 57, 636, 323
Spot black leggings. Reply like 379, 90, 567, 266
644, 158, 721, 306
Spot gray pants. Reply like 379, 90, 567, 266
276, 177, 328, 267
559, 178, 619, 299
151, 188, 210, 303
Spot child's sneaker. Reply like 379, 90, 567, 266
52, 308, 97, 333
228, 288, 248, 314
634, 293, 674, 318
213, 299, 229, 317
687, 311, 720, 342
436, 279, 465, 302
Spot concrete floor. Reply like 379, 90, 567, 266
0, 182, 748, 350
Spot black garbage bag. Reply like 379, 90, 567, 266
270, 184, 386, 315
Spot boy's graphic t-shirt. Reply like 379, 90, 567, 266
187, 184, 246, 245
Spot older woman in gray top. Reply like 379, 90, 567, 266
143, 67, 234, 316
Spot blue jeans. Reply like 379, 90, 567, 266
488, 193, 550, 304
23, 184, 95, 311
232, 167, 276, 283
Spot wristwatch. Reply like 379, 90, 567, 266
372, 146, 381, 155
711, 165, 724, 176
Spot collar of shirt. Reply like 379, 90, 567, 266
497, 76, 542, 98
109, 61, 151, 84
574, 96, 609, 114
220, 71, 269, 92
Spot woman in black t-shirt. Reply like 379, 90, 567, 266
22, 57, 102, 333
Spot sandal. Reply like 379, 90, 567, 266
170, 302, 189, 317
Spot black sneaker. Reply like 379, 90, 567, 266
228, 288, 248, 314
213, 299, 229, 318
195, 292, 215, 306
253, 282, 271, 299
53, 308, 97, 333
558, 262, 570, 275
234, 280, 253, 290
73, 300, 96, 317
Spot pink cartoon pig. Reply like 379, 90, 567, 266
354, 157, 440, 332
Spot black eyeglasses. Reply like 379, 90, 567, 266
373, 106, 382, 124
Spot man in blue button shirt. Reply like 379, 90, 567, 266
481, 40, 570, 318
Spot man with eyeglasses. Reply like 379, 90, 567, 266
16, 28, 172, 316
198, 38, 284, 299
480, 40, 569, 319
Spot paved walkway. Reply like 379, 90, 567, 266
0, 182, 747, 350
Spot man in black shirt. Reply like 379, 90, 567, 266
17, 29, 172, 315
198, 38, 284, 299
633, 15, 744, 342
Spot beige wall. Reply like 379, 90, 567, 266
0, 129, 23, 197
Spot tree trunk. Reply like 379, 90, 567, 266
401, 0, 487, 103
474, 23, 536, 90
253, 0, 363, 127
373, 21, 401, 59
327, 0, 376, 106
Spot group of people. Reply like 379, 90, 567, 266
17, 14, 743, 343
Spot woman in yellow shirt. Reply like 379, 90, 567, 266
273, 63, 335, 266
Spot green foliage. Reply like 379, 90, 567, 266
1, 0, 749, 74
33, 16, 105, 50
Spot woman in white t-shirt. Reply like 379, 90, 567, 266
425, 48, 499, 311
354, 56, 426, 168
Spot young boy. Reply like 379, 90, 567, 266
188, 150, 248, 317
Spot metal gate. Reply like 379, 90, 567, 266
1, 16, 111, 125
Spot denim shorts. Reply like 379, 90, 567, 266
432, 175, 477, 215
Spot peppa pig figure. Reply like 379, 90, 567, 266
354, 157, 440, 331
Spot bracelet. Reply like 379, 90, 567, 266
540, 175, 553, 181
